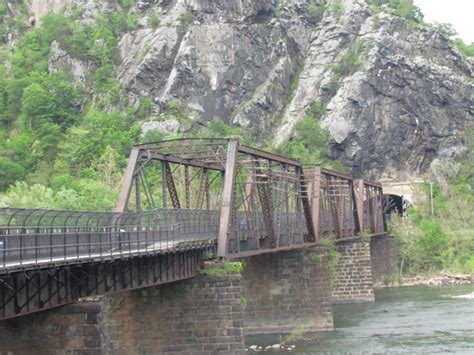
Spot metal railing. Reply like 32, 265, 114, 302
0, 208, 220, 270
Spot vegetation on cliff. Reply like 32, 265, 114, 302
391, 131, 474, 276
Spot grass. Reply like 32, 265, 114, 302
200, 260, 243, 276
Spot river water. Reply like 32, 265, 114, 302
247, 285, 474, 353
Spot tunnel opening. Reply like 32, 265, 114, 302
383, 194, 411, 217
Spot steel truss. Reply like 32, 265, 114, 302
0, 247, 214, 320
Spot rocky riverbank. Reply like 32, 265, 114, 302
377, 272, 473, 288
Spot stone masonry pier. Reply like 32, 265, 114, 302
0, 248, 334, 354
331, 239, 375, 304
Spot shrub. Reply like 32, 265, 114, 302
277, 114, 332, 165
330, 0, 344, 17
308, 4, 326, 23
125, 13, 139, 31
119, 0, 134, 10
148, 11, 160, 29
180, 10, 193, 31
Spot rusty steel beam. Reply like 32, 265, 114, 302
226, 242, 319, 259
299, 166, 316, 243
164, 162, 181, 209
238, 146, 301, 167
308, 167, 322, 242
145, 152, 224, 171
320, 167, 353, 181
354, 179, 365, 233
217, 139, 239, 257
196, 169, 209, 210
255, 163, 277, 249
184, 166, 190, 209
116, 147, 140, 212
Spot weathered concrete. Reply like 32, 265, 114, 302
241, 248, 334, 335
370, 234, 398, 284
332, 239, 375, 304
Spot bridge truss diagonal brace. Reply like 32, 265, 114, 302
217, 139, 239, 258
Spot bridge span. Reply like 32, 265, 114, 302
0, 138, 392, 353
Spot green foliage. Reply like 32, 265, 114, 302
140, 129, 166, 144
366, 0, 423, 24
0, 6, 147, 209
277, 115, 332, 165
0, 157, 26, 191
320, 237, 339, 286
205, 118, 244, 139
0, 1, 8, 16
164, 99, 189, 122
179, 10, 193, 32
148, 11, 161, 29
0, 180, 118, 211
125, 13, 139, 31
333, 40, 369, 77
307, 99, 326, 119
303, 251, 322, 265
433, 22, 458, 38
432, 23, 474, 58
415, 220, 453, 269
326, 40, 369, 97
391, 131, 474, 276
137, 96, 152, 118
188, 328, 199, 345
453, 38, 474, 57
119, 0, 134, 10
308, 3, 326, 23
287, 64, 303, 104
330, 0, 344, 18
57, 110, 140, 176
200, 261, 243, 276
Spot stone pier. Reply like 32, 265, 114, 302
0, 262, 245, 355
370, 234, 398, 284
241, 248, 334, 335
0, 302, 103, 354
331, 239, 375, 304
100, 263, 245, 354
0, 250, 335, 354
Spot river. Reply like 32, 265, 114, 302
246, 285, 474, 353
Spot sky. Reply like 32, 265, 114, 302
414, 0, 474, 43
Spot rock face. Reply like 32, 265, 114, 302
23, 0, 474, 180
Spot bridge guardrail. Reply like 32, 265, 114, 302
0, 208, 220, 271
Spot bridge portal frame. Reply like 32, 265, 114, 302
115, 138, 318, 259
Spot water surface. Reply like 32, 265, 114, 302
247, 285, 474, 353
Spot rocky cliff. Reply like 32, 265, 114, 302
14, 0, 474, 180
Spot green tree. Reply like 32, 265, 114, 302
0, 157, 26, 191
277, 115, 332, 164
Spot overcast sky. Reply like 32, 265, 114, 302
414, 0, 474, 43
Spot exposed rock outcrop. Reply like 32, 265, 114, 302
16, 0, 474, 180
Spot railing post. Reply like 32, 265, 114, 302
354, 179, 365, 233
217, 138, 239, 258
